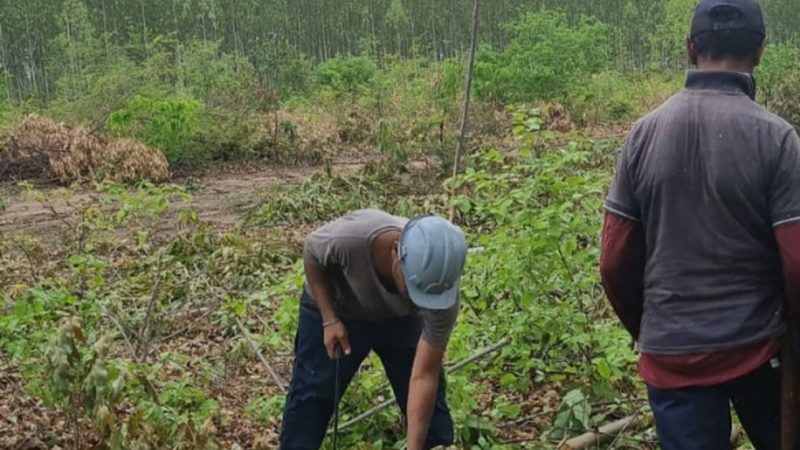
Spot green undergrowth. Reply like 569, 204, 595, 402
0, 182, 295, 449
242, 170, 449, 228
2, 122, 648, 449
256, 124, 645, 449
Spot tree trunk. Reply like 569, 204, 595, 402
139, 0, 148, 57
23, 9, 38, 95
101, 0, 109, 56
171, 0, 183, 90
63, 11, 78, 100
0, 22, 10, 101
449, 0, 480, 223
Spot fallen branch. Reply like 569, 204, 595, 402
332, 337, 511, 433
195, 278, 286, 389
344, 335, 511, 415
235, 316, 287, 392
160, 307, 216, 342
602, 414, 641, 450
558, 415, 648, 450
562, 415, 741, 450
163, 305, 215, 321
448, 337, 510, 371
102, 305, 137, 359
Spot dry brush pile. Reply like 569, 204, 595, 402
1, 115, 170, 185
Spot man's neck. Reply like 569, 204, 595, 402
696, 60, 755, 74
371, 230, 401, 293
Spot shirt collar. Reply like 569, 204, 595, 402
685, 70, 757, 100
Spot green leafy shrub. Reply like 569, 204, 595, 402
244, 174, 390, 226
0, 71, 10, 118
244, 171, 447, 227
435, 57, 465, 109
47, 53, 160, 127
570, 70, 682, 125
474, 10, 610, 104
107, 96, 204, 165
182, 42, 252, 102
646, 0, 696, 69
145, 380, 220, 436
252, 40, 314, 98
244, 395, 286, 425
0, 182, 291, 448
315, 56, 379, 95
758, 42, 800, 128
445, 123, 639, 439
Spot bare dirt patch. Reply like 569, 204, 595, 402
0, 159, 364, 235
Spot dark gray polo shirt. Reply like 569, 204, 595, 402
606, 71, 800, 354
304, 209, 459, 346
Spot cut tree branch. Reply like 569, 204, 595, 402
558, 415, 650, 450
235, 316, 287, 392
102, 305, 137, 359
332, 337, 510, 433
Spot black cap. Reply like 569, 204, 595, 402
690, 0, 766, 39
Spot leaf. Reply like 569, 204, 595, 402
596, 358, 612, 380
494, 401, 522, 419
563, 389, 585, 407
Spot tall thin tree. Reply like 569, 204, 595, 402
449, 0, 480, 223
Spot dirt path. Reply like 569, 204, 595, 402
0, 159, 364, 233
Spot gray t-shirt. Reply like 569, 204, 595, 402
304, 209, 459, 346
606, 71, 800, 354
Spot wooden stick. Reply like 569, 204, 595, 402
102, 305, 137, 358
352, 335, 508, 405
558, 415, 643, 450
160, 307, 216, 342
448, 0, 481, 224
332, 337, 510, 433
235, 316, 287, 392
447, 337, 510, 372
559, 415, 742, 450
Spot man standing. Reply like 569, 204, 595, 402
600, 1, 800, 449
280, 209, 467, 450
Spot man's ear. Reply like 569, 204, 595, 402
686, 36, 699, 67
753, 40, 767, 67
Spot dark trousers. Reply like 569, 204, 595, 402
279, 291, 454, 450
647, 359, 781, 450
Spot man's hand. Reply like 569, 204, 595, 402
323, 321, 351, 359
407, 338, 446, 450
304, 256, 351, 359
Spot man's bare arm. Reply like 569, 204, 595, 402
304, 256, 351, 358
406, 338, 446, 450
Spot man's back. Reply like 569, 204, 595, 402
606, 71, 800, 354
601, 3, 800, 449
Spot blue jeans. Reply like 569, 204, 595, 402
279, 291, 454, 450
647, 359, 782, 450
